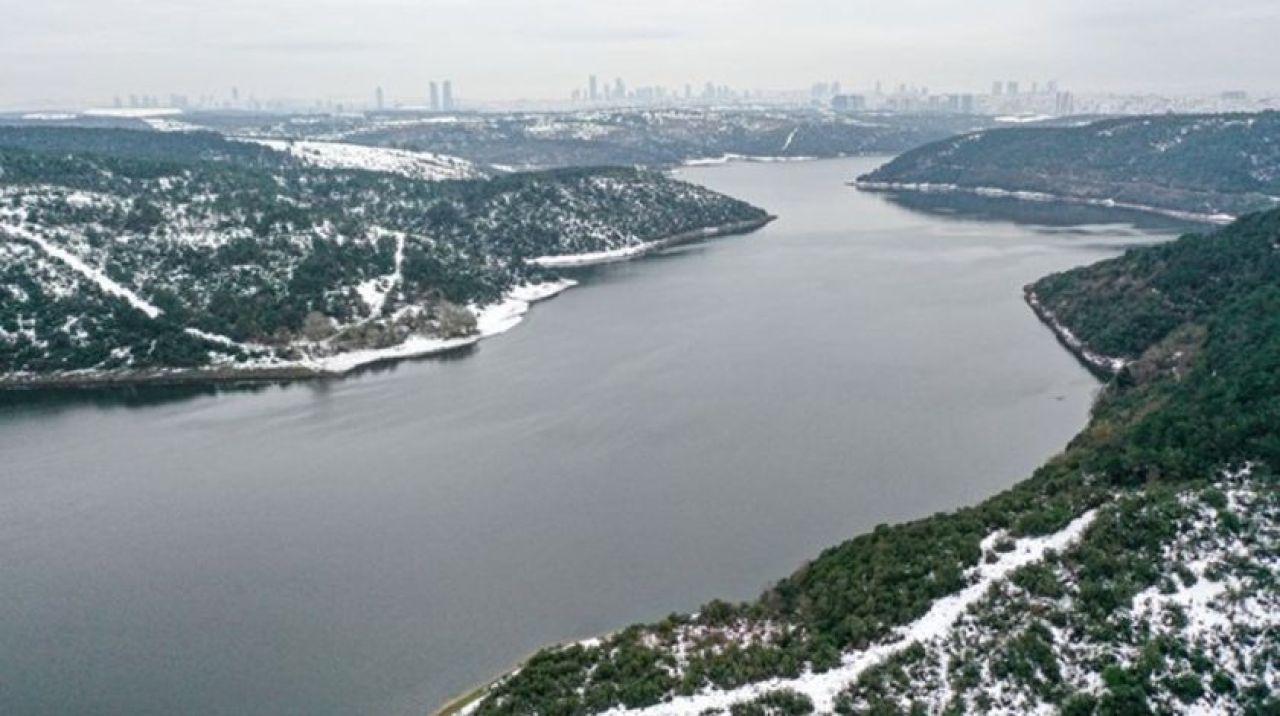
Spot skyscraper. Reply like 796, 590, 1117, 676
1055, 91, 1075, 115
441, 81, 454, 111
1007, 80, 1019, 95
991, 81, 1002, 96
375, 86, 384, 110
589, 75, 599, 101
429, 82, 440, 111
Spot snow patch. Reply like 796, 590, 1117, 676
302, 279, 576, 374
589, 511, 1099, 716
528, 218, 769, 268
243, 139, 483, 181
3, 224, 163, 319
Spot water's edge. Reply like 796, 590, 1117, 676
853, 180, 1234, 225
0, 220, 772, 391
429, 224, 1127, 716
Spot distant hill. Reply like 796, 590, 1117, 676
857, 112, 1280, 221
0, 128, 769, 384
161, 109, 1001, 170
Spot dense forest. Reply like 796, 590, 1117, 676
0, 127, 769, 379
858, 112, 1280, 219
460, 210, 1280, 715
1030, 210, 1280, 361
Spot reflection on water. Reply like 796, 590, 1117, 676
878, 188, 1207, 235
0, 344, 480, 416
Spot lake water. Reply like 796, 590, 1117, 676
0, 157, 1181, 716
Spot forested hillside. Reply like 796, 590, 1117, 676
0, 128, 769, 383
456, 211, 1280, 715
156, 109, 997, 170
857, 112, 1280, 220
1029, 210, 1280, 363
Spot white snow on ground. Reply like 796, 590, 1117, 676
1122, 474, 1279, 714
19, 113, 78, 121
528, 242, 654, 268
83, 108, 184, 119
834, 468, 1278, 716
683, 154, 816, 167
1025, 290, 1129, 373
243, 139, 483, 181
852, 180, 1237, 225
302, 279, 576, 374
182, 327, 261, 354
993, 115, 1055, 124
3, 212, 575, 379
781, 127, 799, 152
355, 232, 406, 316
589, 511, 1099, 716
528, 219, 768, 268
2, 224, 162, 318
143, 117, 204, 133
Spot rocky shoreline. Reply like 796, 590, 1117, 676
1023, 286, 1127, 379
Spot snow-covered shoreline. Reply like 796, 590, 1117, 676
0, 280, 576, 390
303, 279, 576, 374
4, 210, 774, 390
852, 179, 1237, 225
682, 154, 817, 167
1024, 287, 1129, 375
528, 216, 774, 268
450, 510, 1100, 716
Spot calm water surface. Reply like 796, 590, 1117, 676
0, 157, 1180, 715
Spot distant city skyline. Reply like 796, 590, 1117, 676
76, 79, 1269, 123
3, 0, 1279, 110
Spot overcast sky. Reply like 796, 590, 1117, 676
3, 0, 1278, 108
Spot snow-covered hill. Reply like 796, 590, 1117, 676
245, 138, 486, 181
0, 127, 769, 385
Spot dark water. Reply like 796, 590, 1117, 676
0, 157, 1176, 716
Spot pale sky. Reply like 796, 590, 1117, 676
2, 0, 1278, 108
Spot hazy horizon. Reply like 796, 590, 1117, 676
3, 0, 1279, 109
